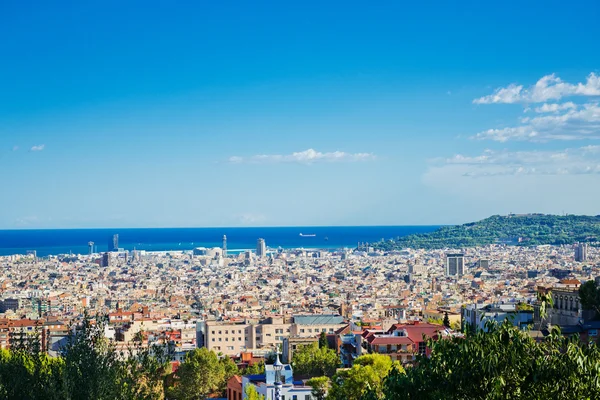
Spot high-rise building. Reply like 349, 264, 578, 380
88, 241, 94, 256
445, 253, 465, 277
109, 234, 119, 252
256, 238, 266, 258
575, 243, 588, 262
222, 235, 227, 257
101, 252, 111, 267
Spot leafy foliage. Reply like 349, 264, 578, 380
327, 354, 396, 400
443, 312, 451, 328
307, 376, 330, 400
379, 319, 600, 399
0, 313, 172, 400
373, 214, 600, 250
168, 347, 233, 400
579, 279, 600, 316
242, 361, 265, 375
244, 384, 265, 400
319, 331, 329, 349
291, 342, 340, 378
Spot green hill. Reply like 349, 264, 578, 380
374, 214, 600, 250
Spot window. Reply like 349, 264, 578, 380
225, 330, 228, 334
227, 346, 234, 350
238, 337, 242, 342
293, 396, 298, 400
322, 328, 326, 332
589, 329, 598, 336
308, 329, 313, 333
239, 330, 242, 334
305, 396, 311, 400
211, 330, 215, 334
300, 329, 305, 333
418, 342, 426, 355
211, 338, 215, 342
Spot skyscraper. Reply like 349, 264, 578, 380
109, 234, 119, 252
101, 252, 111, 267
575, 243, 588, 262
256, 238, 266, 258
445, 253, 465, 277
222, 235, 227, 257
88, 241, 94, 256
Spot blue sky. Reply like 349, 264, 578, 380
1, 1, 599, 228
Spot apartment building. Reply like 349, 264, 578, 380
202, 314, 346, 356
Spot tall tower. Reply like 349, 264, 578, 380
109, 234, 119, 252
256, 238, 266, 258
575, 243, 588, 262
445, 253, 465, 277
88, 241, 94, 256
222, 235, 227, 257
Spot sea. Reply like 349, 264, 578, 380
0, 226, 440, 257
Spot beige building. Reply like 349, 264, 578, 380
202, 314, 346, 356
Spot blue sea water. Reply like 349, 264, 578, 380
0, 226, 440, 257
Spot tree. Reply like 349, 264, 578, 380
327, 354, 394, 400
244, 384, 265, 400
307, 376, 329, 400
378, 319, 600, 399
443, 312, 450, 328
219, 356, 240, 394
242, 361, 265, 375
291, 343, 340, 377
169, 347, 226, 400
579, 279, 600, 316
62, 313, 123, 400
0, 348, 66, 400
319, 331, 329, 349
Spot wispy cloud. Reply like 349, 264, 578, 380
228, 148, 376, 164
12, 146, 19, 152
30, 144, 45, 152
433, 145, 600, 177
533, 102, 577, 113
474, 73, 600, 104
472, 102, 600, 142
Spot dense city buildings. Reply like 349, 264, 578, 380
1, 236, 599, 394
445, 253, 464, 277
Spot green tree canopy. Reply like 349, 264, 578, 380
579, 279, 600, 315
307, 376, 330, 400
327, 354, 396, 400
169, 347, 227, 400
380, 319, 600, 399
291, 343, 340, 378
319, 331, 329, 349
244, 384, 265, 400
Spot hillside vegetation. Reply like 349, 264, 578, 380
374, 214, 600, 250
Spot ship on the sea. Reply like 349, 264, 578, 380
299, 233, 316, 237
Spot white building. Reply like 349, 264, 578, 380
242, 361, 313, 400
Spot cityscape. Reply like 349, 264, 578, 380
1, 1, 600, 399
1, 222, 600, 398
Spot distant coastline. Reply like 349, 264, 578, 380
0, 225, 439, 257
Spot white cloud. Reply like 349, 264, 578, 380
30, 144, 45, 151
434, 145, 600, 177
12, 146, 19, 151
473, 102, 600, 142
229, 148, 376, 164
474, 73, 600, 104
534, 102, 577, 113
473, 84, 523, 105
